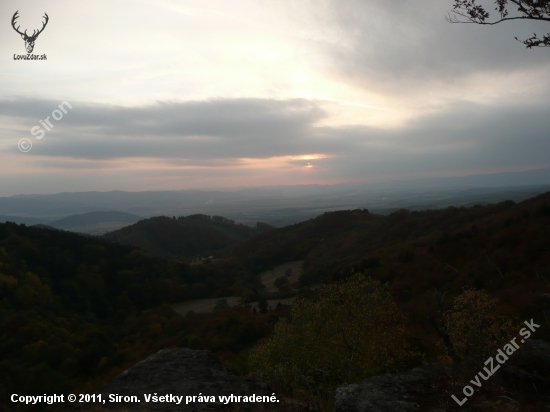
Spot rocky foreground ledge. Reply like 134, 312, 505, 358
98, 348, 282, 411
93, 339, 550, 412
335, 339, 550, 412
334, 365, 438, 412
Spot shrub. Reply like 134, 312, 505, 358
440, 289, 516, 371
249, 274, 415, 405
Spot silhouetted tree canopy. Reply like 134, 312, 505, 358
448, 0, 550, 48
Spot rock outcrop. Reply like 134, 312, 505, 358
334, 340, 550, 411
333, 364, 445, 412
98, 348, 273, 411
500, 339, 550, 393
94, 339, 550, 412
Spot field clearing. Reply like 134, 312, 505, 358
172, 297, 242, 315
171, 260, 304, 314
259, 260, 303, 292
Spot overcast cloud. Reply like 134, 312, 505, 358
0, 0, 549, 195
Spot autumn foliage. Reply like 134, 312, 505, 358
440, 288, 517, 371
249, 274, 417, 405
3, 191, 550, 409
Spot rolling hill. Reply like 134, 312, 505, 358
49, 211, 142, 235
0, 215, 46, 226
3, 191, 550, 410
103, 214, 274, 259
221, 192, 550, 341
0, 219, 272, 403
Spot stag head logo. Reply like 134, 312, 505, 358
11, 11, 49, 54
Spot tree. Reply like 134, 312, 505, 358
438, 288, 517, 371
213, 298, 230, 312
249, 274, 416, 405
274, 275, 290, 291
448, 0, 550, 48
258, 296, 268, 313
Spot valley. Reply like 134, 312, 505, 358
2, 192, 550, 411
4, 2, 550, 409
171, 260, 304, 314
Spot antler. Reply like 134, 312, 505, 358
29, 13, 49, 39
11, 11, 26, 37
11, 11, 49, 39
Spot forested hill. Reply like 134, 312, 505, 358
103, 214, 274, 259
224, 191, 550, 277
223, 192, 550, 330
3, 192, 550, 408
0, 222, 260, 401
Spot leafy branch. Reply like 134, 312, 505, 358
447, 0, 550, 47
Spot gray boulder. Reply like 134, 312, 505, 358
333, 365, 445, 412
98, 348, 273, 411
500, 339, 550, 393
509, 339, 550, 375
334, 340, 550, 412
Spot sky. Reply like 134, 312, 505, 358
1, 0, 549, 196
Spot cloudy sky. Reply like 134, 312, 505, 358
1, 0, 549, 196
